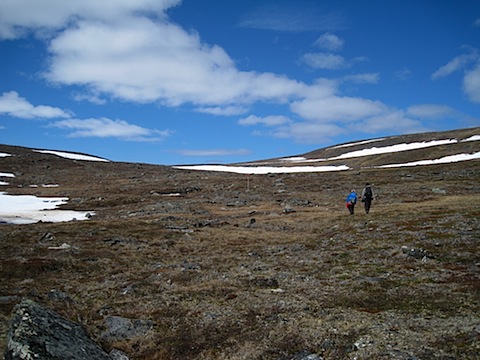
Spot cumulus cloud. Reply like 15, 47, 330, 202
50, 117, 171, 142
0, 91, 71, 119
0, 0, 181, 39
261, 80, 427, 143
44, 18, 305, 107
313, 33, 344, 52
291, 94, 386, 123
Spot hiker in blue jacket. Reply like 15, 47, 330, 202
346, 190, 357, 215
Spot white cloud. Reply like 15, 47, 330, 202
238, 115, 291, 127
463, 62, 480, 103
343, 73, 379, 84
430, 49, 480, 104
0, 0, 467, 148
349, 112, 426, 134
0, 0, 181, 39
50, 117, 170, 142
0, 91, 71, 119
431, 53, 478, 79
282, 91, 430, 143
313, 33, 344, 52
176, 149, 251, 157
395, 67, 412, 81
196, 106, 248, 116
291, 95, 386, 123
407, 104, 457, 119
44, 18, 305, 107
301, 52, 346, 70
238, 4, 346, 32
274, 122, 345, 143
72, 92, 106, 105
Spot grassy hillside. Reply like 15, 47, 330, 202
1, 128, 479, 359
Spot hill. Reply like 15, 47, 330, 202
1, 127, 479, 359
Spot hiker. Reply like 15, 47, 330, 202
346, 190, 357, 215
361, 183, 374, 214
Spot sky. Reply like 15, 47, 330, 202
0, 0, 479, 165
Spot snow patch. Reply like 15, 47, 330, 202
329, 139, 458, 160
34, 150, 109, 162
174, 164, 349, 174
330, 138, 386, 149
280, 157, 308, 162
461, 135, 480, 142
377, 152, 480, 168
0, 192, 93, 224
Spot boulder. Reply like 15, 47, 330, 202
4, 299, 110, 360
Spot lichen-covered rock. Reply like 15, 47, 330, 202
4, 299, 110, 360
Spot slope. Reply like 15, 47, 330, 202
0, 127, 479, 359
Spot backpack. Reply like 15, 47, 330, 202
364, 187, 372, 200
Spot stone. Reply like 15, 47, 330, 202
39, 232, 55, 242
4, 299, 110, 360
283, 205, 296, 214
48, 289, 74, 303
109, 348, 130, 360
287, 350, 323, 360
401, 246, 435, 260
102, 316, 154, 341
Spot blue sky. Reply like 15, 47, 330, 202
0, 0, 479, 165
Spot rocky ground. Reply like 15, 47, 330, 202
0, 137, 479, 359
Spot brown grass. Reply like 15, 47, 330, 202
0, 145, 479, 359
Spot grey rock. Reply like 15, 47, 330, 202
0, 295, 21, 305
401, 246, 435, 260
109, 348, 130, 360
283, 205, 296, 214
286, 350, 323, 360
48, 289, 74, 303
102, 316, 154, 341
4, 299, 110, 360
40, 232, 55, 242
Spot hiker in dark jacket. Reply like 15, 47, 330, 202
361, 183, 374, 214
346, 190, 357, 215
